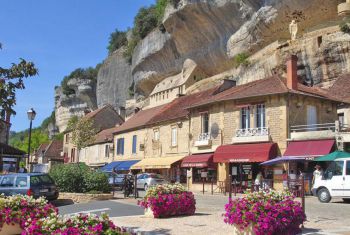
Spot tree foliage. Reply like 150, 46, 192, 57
0, 44, 38, 118
70, 117, 97, 151
233, 53, 250, 68
9, 128, 49, 154
107, 29, 127, 54
61, 65, 101, 96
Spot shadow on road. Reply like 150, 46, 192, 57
301, 228, 323, 235
126, 227, 171, 235
51, 199, 74, 207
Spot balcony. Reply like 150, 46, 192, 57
289, 123, 336, 141
194, 133, 212, 147
232, 127, 270, 143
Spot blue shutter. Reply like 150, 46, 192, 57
132, 135, 137, 154
121, 138, 125, 155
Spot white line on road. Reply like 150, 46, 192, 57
66, 208, 111, 216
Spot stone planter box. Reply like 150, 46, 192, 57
144, 207, 154, 218
232, 224, 255, 235
58, 192, 113, 203
0, 223, 22, 235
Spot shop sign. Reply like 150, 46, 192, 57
2, 158, 17, 162
182, 163, 206, 168
229, 158, 250, 162
201, 171, 208, 178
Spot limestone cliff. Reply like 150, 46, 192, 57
96, 48, 133, 109
55, 78, 97, 132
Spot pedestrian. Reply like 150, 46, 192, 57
312, 164, 323, 185
255, 171, 263, 191
19, 162, 28, 173
289, 170, 297, 189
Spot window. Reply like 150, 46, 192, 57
307, 105, 317, 126
201, 113, 209, 134
154, 129, 160, 141
15, 177, 28, 187
116, 138, 125, 155
105, 145, 110, 158
346, 161, 350, 175
338, 113, 345, 128
65, 134, 69, 144
325, 161, 344, 178
30, 176, 41, 186
241, 107, 250, 129
71, 148, 76, 162
0, 176, 15, 187
132, 135, 137, 154
255, 104, 266, 129
171, 127, 177, 147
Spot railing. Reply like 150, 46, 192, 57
290, 123, 336, 132
235, 127, 269, 137
198, 132, 211, 141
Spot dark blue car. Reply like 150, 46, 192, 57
0, 173, 59, 201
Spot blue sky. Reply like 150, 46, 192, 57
0, 0, 155, 132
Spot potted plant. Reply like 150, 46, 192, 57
138, 183, 196, 218
224, 190, 306, 235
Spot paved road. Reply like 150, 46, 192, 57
55, 200, 144, 217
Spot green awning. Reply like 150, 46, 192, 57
315, 151, 350, 161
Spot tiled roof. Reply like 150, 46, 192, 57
84, 104, 119, 119
34, 143, 50, 157
148, 87, 218, 125
44, 140, 63, 159
188, 75, 342, 108
113, 105, 166, 134
0, 143, 25, 156
328, 74, 350, 103
93, 127, 119, 144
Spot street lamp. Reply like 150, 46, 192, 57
26, 108, 36, 168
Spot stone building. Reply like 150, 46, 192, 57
63, 104, 124, 163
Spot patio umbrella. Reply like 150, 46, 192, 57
315, 151, 350, 161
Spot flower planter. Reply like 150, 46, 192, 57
232, 224, 255, 235
144, 207, 154, 218
0, 223, 22, 235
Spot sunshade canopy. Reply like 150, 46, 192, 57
315, 151, 350, 161
284, 140, 335, 157
131, 156, 184, 170
181, 153, 214, 168
100, 160, 140, 172
260, 156, 313, 166
214, 143, 277, 163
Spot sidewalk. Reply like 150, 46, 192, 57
110, 193, 350, 235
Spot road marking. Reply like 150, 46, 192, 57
66, 208, 111, 216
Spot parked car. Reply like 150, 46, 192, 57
136, 173, 167, 191
0, 173, 59, 201
107, 173, 126, 189
312, 158, 350, 203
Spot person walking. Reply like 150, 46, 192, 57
255, 171, 263, 191
312, 164, 323, 185
282, 170, 288, 190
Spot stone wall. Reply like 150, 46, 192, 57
58, 192, 113, 203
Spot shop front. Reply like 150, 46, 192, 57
181, 153, 216, 191
0, 143, 26, 173
262, 139, 335, 193
214, 143, 278, 192
130, 156, 186, 183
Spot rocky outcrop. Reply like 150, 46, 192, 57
131, 0, 341, 95
55, 79, 97, 132
96, 48, 133, 109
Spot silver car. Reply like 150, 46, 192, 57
136, 173, 167, 191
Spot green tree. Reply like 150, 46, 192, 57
10, 128, 49, 153
107, 29, 127, 54
70, 117, 97, 162
133, 6, 158, 39
0, 43, 38, 118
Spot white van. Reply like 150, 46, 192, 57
312, 158, 350, 203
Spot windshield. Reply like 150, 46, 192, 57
149, 174, 163, 179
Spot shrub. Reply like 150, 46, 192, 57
340, 23, 350, 34
107, 29, 127, 54
138, 183, 196, 218
233, 52, 250, 68
84, 171, 111, 193
49, 163, 110, 193
224, 190, 306, 235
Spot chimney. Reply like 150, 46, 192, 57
118, 106, 126, 120
84, 109, 91, 115
286, 55, 298, 90
134, 107, 140, 114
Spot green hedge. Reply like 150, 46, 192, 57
49, 163, 110, 193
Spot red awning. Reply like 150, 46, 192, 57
283, 139, 335, 158
181, 153, 214, 168
213, 143, 278, 163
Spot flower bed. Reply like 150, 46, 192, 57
224, 191, 306, 235
138, 183, 196, 218
0, 195, 129, 235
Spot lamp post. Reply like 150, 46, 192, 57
26, 108, 36, 168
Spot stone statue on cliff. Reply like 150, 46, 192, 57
289, 20, 298, 41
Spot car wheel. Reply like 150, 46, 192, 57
317, 188, 331, 203
342, 198, 350, 203
144, 184, 148, 191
